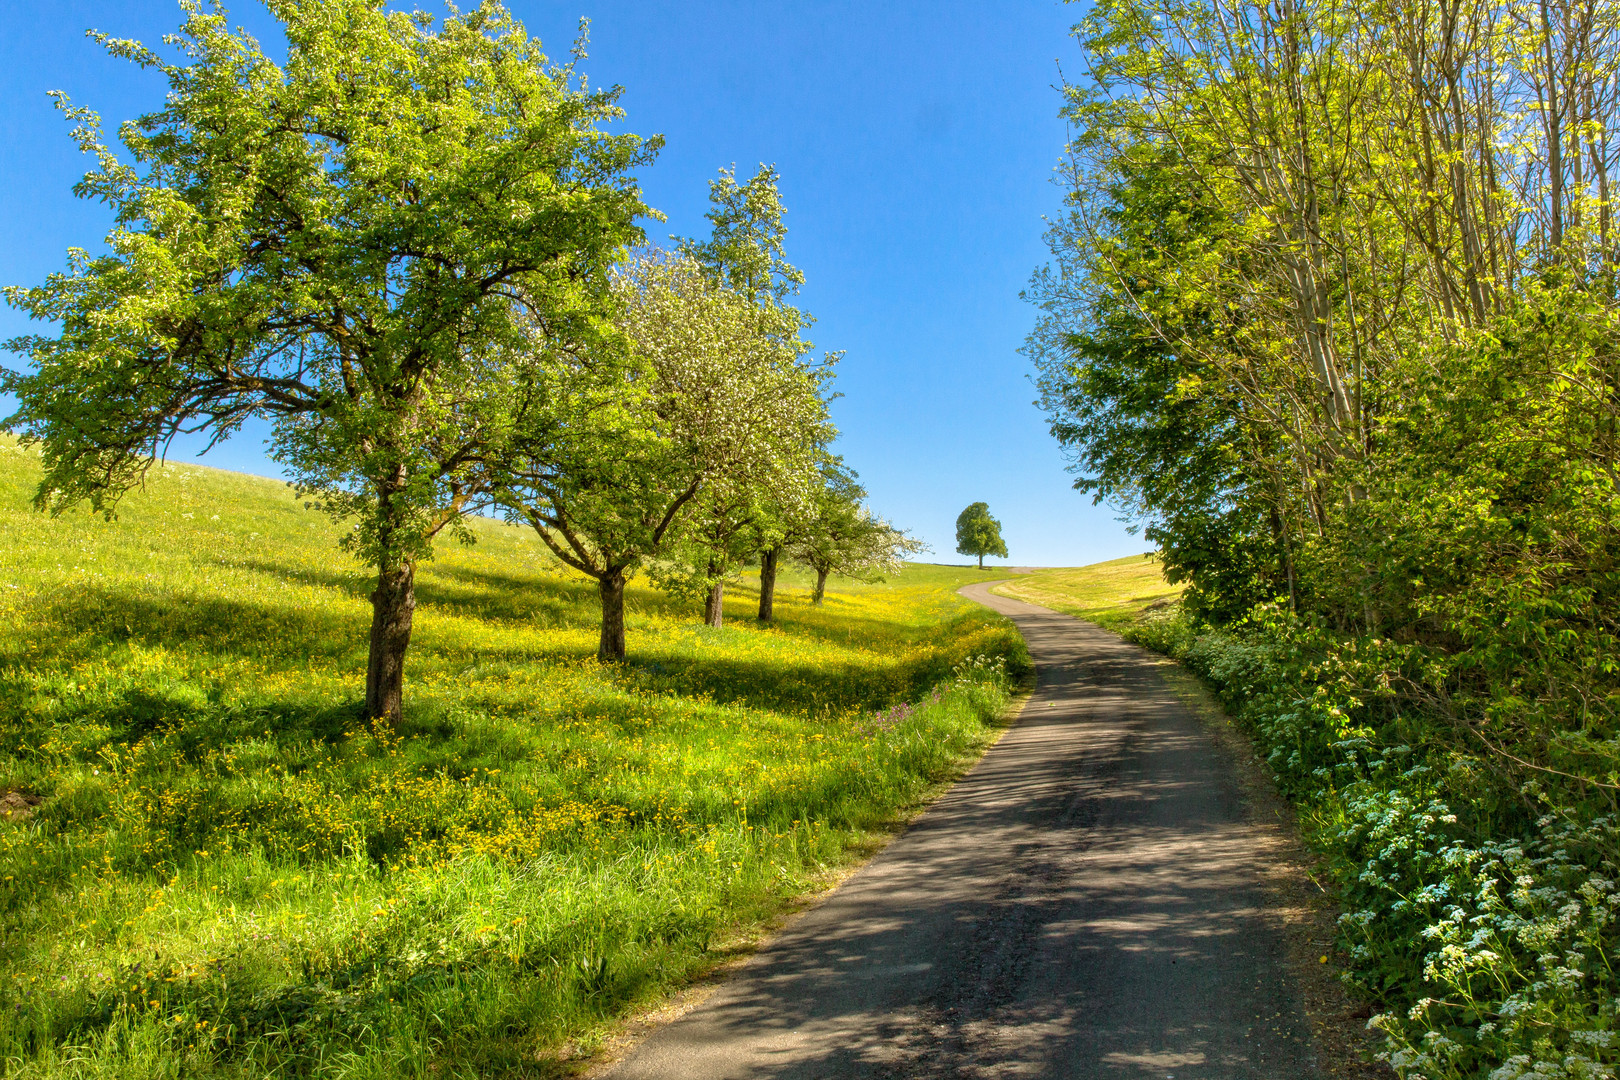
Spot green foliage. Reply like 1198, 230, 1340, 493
0, 443, 1029, 1077
662, 164, 832, 619
498, 253, 832, 642
1029, 0, 1620, 1072
953, 502, 1008, 568
789, 457, 925, 601
3, 0, 650, 554
1, 0, 657, 718
678, 163, 806, 307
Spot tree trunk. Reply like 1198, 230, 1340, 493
978, 552, 984, 569
812, 567, 829, 605
704, 580, 725, 628
597, 571, 627, 662
757, 547, 779, 622
366, 557, 416, 724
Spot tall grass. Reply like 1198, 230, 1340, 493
0, 440, 1028, 1078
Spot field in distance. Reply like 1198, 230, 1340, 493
0, 440, 1028, 1079
990, 554, 1184, 631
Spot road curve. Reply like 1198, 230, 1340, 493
603, 584, 1318, 1079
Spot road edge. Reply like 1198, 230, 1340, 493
969, 586, 1389, 1079
568, 596, 1036, 1077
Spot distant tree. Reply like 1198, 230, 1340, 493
792, 460, 927, 603
0, 2, 654, 722
955, 502, 1008, 569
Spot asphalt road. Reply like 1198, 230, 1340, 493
604, 583, 1319, 1079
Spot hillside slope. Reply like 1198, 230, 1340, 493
990, 553, 1185, 632
0, 442, 1027, 1078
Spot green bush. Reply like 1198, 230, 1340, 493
1129, 605, 1620, 1079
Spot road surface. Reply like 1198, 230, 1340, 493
605, 583, 1318, 1079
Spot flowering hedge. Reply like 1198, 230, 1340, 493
1128, 609, 1620, 1079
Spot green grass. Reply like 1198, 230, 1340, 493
0, 439, 1029, 1078
989, 554, 1184, 632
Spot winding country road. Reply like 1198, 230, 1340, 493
604, 583, 1319, 1079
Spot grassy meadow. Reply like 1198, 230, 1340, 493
0, 439, 1029, 1078
990, 554, 1184, 632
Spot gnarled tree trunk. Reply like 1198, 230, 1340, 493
757, 546, 779, 622
366, 557, 416, 723
812, 566, 829, 605
598, 570, 628, 661
703, 580, 725, 628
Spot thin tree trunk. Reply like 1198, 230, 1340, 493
597, 571, 627, 662
704, 581, 725, 628
812, 567, 829, 605
978, 552, 984, 569
1268, 502, 1298, 614
757, 547, 779, 622
366, 557, 416, 723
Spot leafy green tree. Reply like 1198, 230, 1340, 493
658, 486, 770, 629
671, 162, 831, 624
1027, 146, 1295, 620
679, 163, 806, 306
792, 458, 926, 603
0, 0, 654, 722
497, 254, 828, 655
954, 502, 1007, 569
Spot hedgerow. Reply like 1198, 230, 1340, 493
1131, 606, 1620, 1079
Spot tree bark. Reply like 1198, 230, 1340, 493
597, 571, 627, 662
704, 580, 725, 628
757, 547, 779, 622
978, 552, 985, 569
366, 557, 416, 723
812, 567, 829, 605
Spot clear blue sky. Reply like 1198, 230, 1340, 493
0, 0, 1145, 567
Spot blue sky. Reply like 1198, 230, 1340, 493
0, 0, 1145, 567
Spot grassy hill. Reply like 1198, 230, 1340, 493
0, 440, 1027, 1078
990, 554, 1184, 632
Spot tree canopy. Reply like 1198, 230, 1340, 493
497, 253, 831, 656
1, 0, 656, 719
1026, 0, 1620, 1069
792, 458, 926, 603
954, 502, 1008, 569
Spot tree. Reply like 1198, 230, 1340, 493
679, 163, 806, 306
657, 486, 769, 629
955, 502, 1008, 569
751, 484, 815, 623
0, 1, 654, 722
497, 253, 829, 657
793, 459, 926, 603
668, 162, 833, 625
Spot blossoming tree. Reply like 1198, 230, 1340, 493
497, 254, 830, 657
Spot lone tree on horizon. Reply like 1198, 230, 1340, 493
955, 502, 1008, 569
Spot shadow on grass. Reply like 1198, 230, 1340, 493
611, 649, 965, 718
10, 559, 1014, 739
16, 586, 366, 669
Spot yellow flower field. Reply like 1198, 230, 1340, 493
0, 440, 1028, 1078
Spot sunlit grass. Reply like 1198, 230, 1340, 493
989, 553, 1184, 632
0, 438, 1028, 1078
